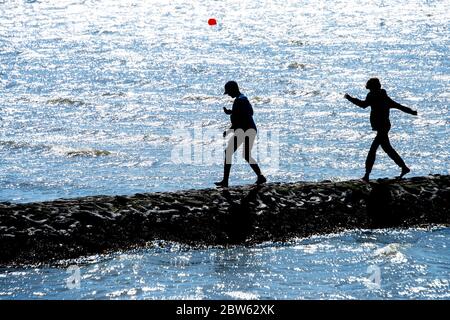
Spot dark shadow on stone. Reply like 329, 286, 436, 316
221, 185, 263, 244
113, 195, 129, 207
367, 181, 400, 228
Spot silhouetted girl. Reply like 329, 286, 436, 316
345, 78, 418, 182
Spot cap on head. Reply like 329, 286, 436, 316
224, 81, 239, 95
366, 78, 381, 90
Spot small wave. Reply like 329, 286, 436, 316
65, 149, 112, 158
47, 98, 85, 106
287, 62, 306, 70
117, 159, 158, 168
182, 95, 218, 102
0, 140, 51, 151
198, 119, 219, 127
0, 140, 31, 150
225, 291, 259, 300
289, 40, 305, 46
374, 243, 401, 256
252, 96, 271, 104
300, 90, 321, 97
188, 65, 207, 73
106, 289, 137, 298
91, 30, 116, 36
0, 142, 111, 158
102, 92, 126, 97
374, 243, 407, 263
283, 89, 297, 95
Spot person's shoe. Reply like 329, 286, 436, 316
255, 175, 267, 185
361, 174, 370, 183
398, 167, 410, 179
214, 180, 228, 188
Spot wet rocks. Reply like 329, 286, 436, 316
0, 175, 449, 266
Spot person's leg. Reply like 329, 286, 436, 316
364, 133, 382, 181
243, 134, 259, 174
379, 132, 410, 178
215, 135, 241, 187
243, 132, 266, 184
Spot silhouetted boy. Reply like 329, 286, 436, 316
344, 78, 418, 182
215, 81, 266, 187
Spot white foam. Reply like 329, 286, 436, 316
225, 291, 259, 300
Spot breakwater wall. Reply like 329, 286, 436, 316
1, 175, 449, 265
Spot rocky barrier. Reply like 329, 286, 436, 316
1, 175, 449, 266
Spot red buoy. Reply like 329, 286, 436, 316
208, 18, 217, 26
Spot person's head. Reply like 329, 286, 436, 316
224, 81, 240, 98
366, 78, 381, 91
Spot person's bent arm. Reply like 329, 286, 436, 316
223, 107, 232, 115
344, 94, 369, 108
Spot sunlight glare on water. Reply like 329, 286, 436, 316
0, 227, 449, 300
0, 0, 448, 202
0, 1, 449, 300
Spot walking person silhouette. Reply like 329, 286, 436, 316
215, 81, 267, 187
344, 78, 418, 182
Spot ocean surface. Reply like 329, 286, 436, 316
0, 0, 449, 299
1, 227, 449, 299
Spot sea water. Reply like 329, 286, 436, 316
0, 227, 449, 299
0, 0, 448, 202
0, 0, 449, 299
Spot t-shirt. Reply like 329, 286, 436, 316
230, 94, 257, 131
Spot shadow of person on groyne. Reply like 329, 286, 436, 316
367, 180, 404, 228
220, 184, 264, 244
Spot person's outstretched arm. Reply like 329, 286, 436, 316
386, 95, 418, 115
344, 93, 370, 108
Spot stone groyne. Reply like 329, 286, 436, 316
0, 175, 449, 265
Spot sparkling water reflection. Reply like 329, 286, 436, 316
0, 227, 448, 299
0, 0, 448, 300
0, 0, 449, 202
